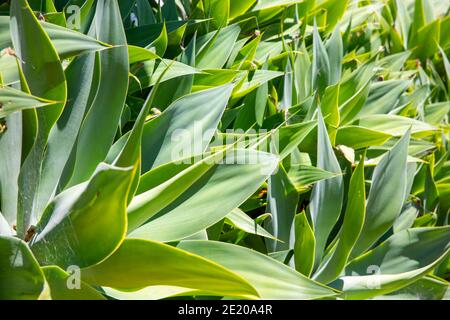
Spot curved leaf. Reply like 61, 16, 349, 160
177, 240, 338, 300
81, 238, 259, 298
0, 236, 44, 300
31, 163, 133, 269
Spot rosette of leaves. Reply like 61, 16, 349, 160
0, 0, 449, 300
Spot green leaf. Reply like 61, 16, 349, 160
356, 115, 436, 136
294, 212, 316, 277
315, 0, 350, 33
128, 149, 278, 242
336, 227, 450, 299
412, 19, 441, 60
31, 163, 133, 269
312, 22, 331, 94
358, 80, 410, 116
140, 84, 233, 173
11, 0, 67, 236
177, 240, 338, 299
338, 62, 374, 124
0, 86, 56, 119
203, 0, 230, 29
135, 0, 156, 26
375, 276, 450, 300
0, 16, 109, 59
35, 53, 99, 220
42, 266, 106, 300
326, 26, 343, 85
314, 154, 366, 284
275, 120, 317, 160
67, 0, 129, 187
196, 24, 241, 69
229, 0, 256, 19
287, 164, 339, 192
351, 130, 410, 258
129, 59, 200, 94
265, 164, 298, 252
336, 126, 393, 150
310, 109, 344, 267
81, 238, 259, 298
320, 83, 340, 133
128, 45, 159, 64
147, 22, 168, 56
0, 236, 45, 300
226, 208, 276, 240
0, 112, 21, 225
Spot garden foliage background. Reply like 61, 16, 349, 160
0, 0, 450, 300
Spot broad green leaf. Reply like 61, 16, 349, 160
103, 285, 204, 300
287, 164, 339, 192
356, 115, 436, 136
42, 266, 106, 300
275, 121, 317, 160
177, 240, 338, 299
326, 26, 343, 85
320, 83, 340, 134
250, 0, 303, 12
31, 163, 133, 269
129, 59, 200, 94
128, 45, 159, 64
203, 0, 230, 29
265, 164, 298, 252
135, 0, 156, 26
67, 0, 129, 186
196, 24, 241, 69
81, 238, 259, 298
11, 0, 67, 236
232, 69, 283, 100
336, 126, 392, 149
312, 22, 331, 94
294, 42, 312, 101
229, 0, 256, 19
0, 16, 109, 59
310, 109, 344, 268
0, 212, 13, 236
294, 212, 316, 277
358, 80, 410, 116
152, 34, 196, 110
128, 149, 278, 242
0, 113, 21, 225
147, 22, 168, 56
375, 276, 450, 300
35, 53, 99, 219
412, 19, 441, 60
339, 62, 374, 124
393, 202, 420, 233
424, 101, 450, 124
0, 236, 45, 300
314, 155, 366, 284
351, 131, 410, 258
226, 208, 276, 240
336, 227, 450, 299
140, 84, 233, 173
0, 53, 19, 85
126, 21, 191, 47
0, 86, 57, 118
314, 0, 350, 33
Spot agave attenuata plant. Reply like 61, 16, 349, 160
0, 0, 449, 300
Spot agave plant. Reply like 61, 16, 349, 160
0, 0, 449, 300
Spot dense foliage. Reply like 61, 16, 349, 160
0, 0, 449, 300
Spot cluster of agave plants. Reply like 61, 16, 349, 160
0, 0, 449, 300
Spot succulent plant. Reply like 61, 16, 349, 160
0, 0, 449, 300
